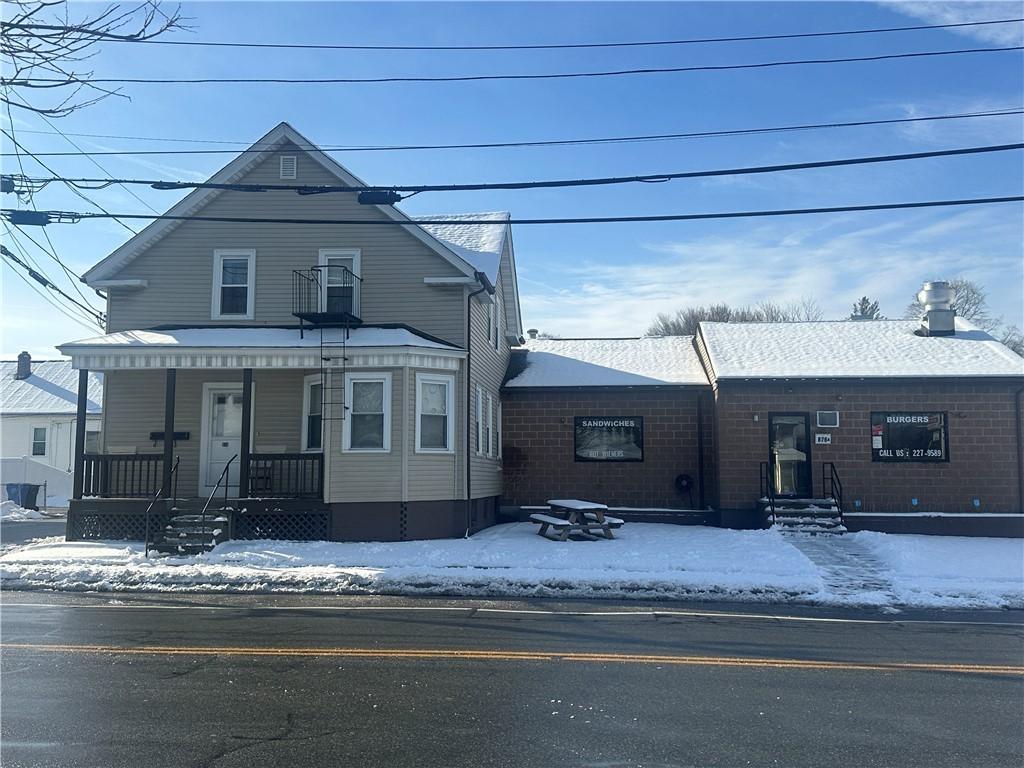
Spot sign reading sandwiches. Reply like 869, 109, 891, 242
574, 417, 644, 462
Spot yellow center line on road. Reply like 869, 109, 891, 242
3, 643, 1021, 676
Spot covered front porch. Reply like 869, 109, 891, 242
59, 326, 465, 543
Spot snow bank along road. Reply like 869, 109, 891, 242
2, 593, 1022, 768
2, 523, 1022, 609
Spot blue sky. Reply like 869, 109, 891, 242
2, 0, 1022, 357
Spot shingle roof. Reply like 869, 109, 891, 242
0, 360, 103, 415
505, 337, 709, 388
698, 318, 1024, 380
414, 212, 508, 284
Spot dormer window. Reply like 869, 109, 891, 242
279, 156, 297, 179
212, 249, 255, 319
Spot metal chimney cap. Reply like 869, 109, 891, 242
917, 281, 955, 312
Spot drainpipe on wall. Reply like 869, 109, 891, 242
1016, 388, 1024, 514
465, 274, 490, 537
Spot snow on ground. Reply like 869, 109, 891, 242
1, 501, 49, 521
1, 523, 1021, 609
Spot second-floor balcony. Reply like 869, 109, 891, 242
292, 265, 363, 327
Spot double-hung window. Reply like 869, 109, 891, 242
486, 394, 495, 457
417, 373, 455, 453
475, 385, 484, 454
496, 402, 502, 460
343, 373, 390, 452
493, 301, 501, 350
302, 375, 323, 452
31, 426, 47, 456
213, 249, 255, 319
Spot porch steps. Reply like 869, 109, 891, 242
760, 498, 846, 534
151, 512, 230, 555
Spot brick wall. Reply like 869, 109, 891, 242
713, 380, 1024, 514
501, 387, 715, 509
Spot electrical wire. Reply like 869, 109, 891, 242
6, 108, 1020, 157
5, 45, 1022, 86
6, 16, 1019, 51
6, 196, 1021, 228
7, 143, 1021, 196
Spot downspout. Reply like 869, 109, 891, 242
465, 274, 490, 536
1016, 388, 1024, 514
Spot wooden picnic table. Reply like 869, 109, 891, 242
529, 499, 624, 541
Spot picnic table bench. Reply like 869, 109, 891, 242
529, 499, 624, 541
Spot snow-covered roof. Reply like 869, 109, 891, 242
58, 326, 459, 351
0, 359, 102, 415
414, 212, 509, 284
699, 318, 1024, 380
505, 337, 709, 388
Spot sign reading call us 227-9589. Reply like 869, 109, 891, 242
574, 417, 644, 462
870, 412, 948, 462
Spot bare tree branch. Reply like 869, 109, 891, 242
0, 0, 185, 117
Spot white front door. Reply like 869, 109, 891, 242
203, 387, 243, 495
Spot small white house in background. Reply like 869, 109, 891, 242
1, 353, 103, 506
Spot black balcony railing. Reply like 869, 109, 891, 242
292, 266, 362, 326
82, 453, 163, 498
247, 453, 323, 499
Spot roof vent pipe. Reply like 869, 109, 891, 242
917, 281, 956, 337
526, 328, 538, 339
15, 351, 31, 379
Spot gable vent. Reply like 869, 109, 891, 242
279, 155, 297, 180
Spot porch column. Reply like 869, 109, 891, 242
162, 369, 176, 497
239, 368, 253, 497
71, 369, 89, 500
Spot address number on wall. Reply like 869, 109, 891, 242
815, 433, 832, 445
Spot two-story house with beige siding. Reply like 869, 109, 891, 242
58, 122, 522, 547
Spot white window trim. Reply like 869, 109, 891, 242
487, 393, 495, 457
301, 373, 323, 453
416, 372, 455, 454
475, 384, 484, 455
30, 424, 48, 457
493, 301, 501, 350
497, 401, 502, 461
487, 302, 495, 345
212, 249, 256, 320
342, 372, 391, 453
318, 248, 361, 317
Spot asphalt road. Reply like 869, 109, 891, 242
0, 518, 67, 548
1, 592, 1022, 768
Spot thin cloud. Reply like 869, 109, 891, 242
878, 2, 1024, 45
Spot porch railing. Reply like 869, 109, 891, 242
82, 453, 163, 498
246, 453, 323, 499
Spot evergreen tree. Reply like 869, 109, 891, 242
849, 296, 883, 320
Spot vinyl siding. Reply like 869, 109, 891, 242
468, 254, 510, 499
103, 142, 466, 345
102, 369, 311, 497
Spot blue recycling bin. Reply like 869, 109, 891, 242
5, 483, 41, 510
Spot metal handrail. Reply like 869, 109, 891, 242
822, 462, 844, 522
143, 455, 179, 558
759, 460, 777, 524
199, 454, 237, 546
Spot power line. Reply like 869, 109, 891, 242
7, 143, 1021, 197
2, 228, 104, 327
1, 239, 106, 326
6, 45, 1021, 86
9, 16, 1019, 51
6, 196, 1021, 228
1, 257, 105, 332
6, 108, 1020, 158
0, 101, 101, 309
1, 127, 138, 236
13, 93, 159, 217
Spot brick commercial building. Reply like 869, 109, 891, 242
502, 295, 1024, 536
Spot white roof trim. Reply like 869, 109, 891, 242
91, 279, 148, 289
503, 228, 524, 337
82, 122, 480, 284
424, 277, 476, 285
